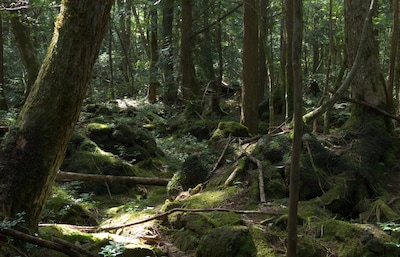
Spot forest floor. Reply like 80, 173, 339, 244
3, 95, 400, 257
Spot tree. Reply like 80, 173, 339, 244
148, 3, 159, 103
0, 0, 113, 231
0, 8, 6, 110
161, 0, 176, 104
241, 0, 259, 135
181, 0, 200, 116
287, 0, 303, 256
10, 10, 40, 101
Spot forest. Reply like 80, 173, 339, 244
0, 0, 399, 256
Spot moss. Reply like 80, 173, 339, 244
39, 224, 96, 243
249, 226, 279, 257
171, 229, 200, 251
196, 226, 256, 257
210, 121, 249, 141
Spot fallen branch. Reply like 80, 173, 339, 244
97, 207, 281, 232
41, 207, 282, 233
56, 171, 170, 186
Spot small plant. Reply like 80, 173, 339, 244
99, 241, 125, 257
377, 222, 400, 232
0, 211, 25, 230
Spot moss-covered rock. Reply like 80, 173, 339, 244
210, 121, 249, 141
196, 226, 257, 257
167, 153, 212, 199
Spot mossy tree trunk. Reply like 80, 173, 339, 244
317, 0, 392, 219
0, 0, 113, 231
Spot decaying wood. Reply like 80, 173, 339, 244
56, 171, 170, 186
238, 141, 266, 204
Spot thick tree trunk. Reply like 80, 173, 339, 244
344, 0, 387, 111
241, 0, 259, 135
0, 0, 113, 231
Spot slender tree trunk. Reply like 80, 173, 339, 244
241, 0, 259, 135
285, 0, 294, 120
388, 0, 399, 110
10, 11, 40, 101
0, 9, 7, 110
259, 0, 267, 103
108, 16, 115, 100
0, 0, 113, 231
118, 0, 134, 88
287, 0, 303, 256
148, 6, 159, 103
161, 0, 176, 104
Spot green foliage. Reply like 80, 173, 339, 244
99, 241, 125, 257
0, 211, 25, 230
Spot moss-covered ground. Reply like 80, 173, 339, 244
2, 97, 400, 257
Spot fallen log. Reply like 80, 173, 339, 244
56, 171, 170, 186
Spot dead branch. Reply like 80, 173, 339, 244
210, 134, 232, 175
56, 171, 170, 186
238, 141, 266, 204
97, 207, 281, 232
342, 96, 400, 122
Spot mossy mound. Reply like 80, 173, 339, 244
167, 152, 213, 199
61, 150, 139, 194
196, 226, 257, 257
85, 123, 163, 163
210, 121, 249, 141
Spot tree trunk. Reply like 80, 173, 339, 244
148, 5, 159, 104
241, 0, 259, 135
181, 0, 200, 116
0, 0, 113, 231
388, 0, 399, 110
345, 0, 387, 112
161, 0, 177, 104
285, 0, 294, 120
0, 10, 7, 110
287, 0, 303, 256
10, 11, 40, 101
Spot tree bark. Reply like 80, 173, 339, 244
148, 5, 159, 103
241, 0, 259, 135
287, 0, 303, 256
0, 9, 7, 110
0, 0, 113, 231
181, 0, 201, 116
10, 11, 40, 101
161, 0, 177, 104
57, 171, 170, 186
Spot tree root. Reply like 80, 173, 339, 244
0, 228, 96, 257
